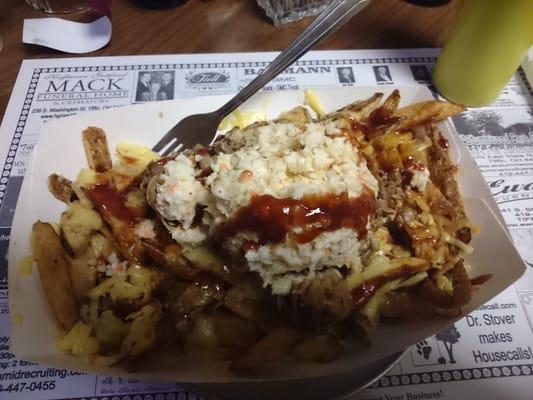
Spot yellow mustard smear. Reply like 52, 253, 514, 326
304, 89, 325, 118
18, 256, 34, 277
11, 314, 23, 325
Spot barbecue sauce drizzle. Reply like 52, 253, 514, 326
86, 185, 136, 224
215, 188, 376, 247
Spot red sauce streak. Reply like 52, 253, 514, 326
351, 277, 386, 310
348, 109, 400, 138
216, 189, 375, 247
351, 263, 429, 311
242, 241, 260, 252
470, 273, 493, 286
438, 133, 449, 149
194, 148, 210, 157
153, 155, 176, 166
86, 185, 136, 224
403, 157, 424, 171
349, 119, 368, 133
367, 107, 400, 128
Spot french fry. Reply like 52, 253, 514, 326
111, 143, 159, 192
230, 327, 300, 372
222, 287, 276, 332
35, 92, 476, 371
142, 241, 199, 281
82, 127, 112, 172
85, 186, 146, 264
60, 201, 103, 256
31, 221, 79, 330
275, 106, 312, 124
394, 101, 465, 131
182, 246, 244, 286
47, 174, 74, 203
293, 334, 342, 363
187, 313, 218, 350
327, 92, 384, 124
379, 290, 446, 319
68, 250, 97, 301
426, 125, 466, 219
172, 277, 225, 317
212, 312, 260, 348
450, 260, 472, 307
380, 89, 401, 117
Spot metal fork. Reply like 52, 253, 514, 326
152, 0, 371, 156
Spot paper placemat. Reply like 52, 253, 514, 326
0, 49, 532, 399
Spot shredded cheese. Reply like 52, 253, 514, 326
304, 89, 325, 118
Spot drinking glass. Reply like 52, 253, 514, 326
433, 0, 533, 107
25, 0, 89, 14
257, 0, 331, 26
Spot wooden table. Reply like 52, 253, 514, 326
0, 0, 460, 121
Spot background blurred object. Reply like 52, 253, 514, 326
22, 0, 112, 53
133, 0, 188, 9
433, 0, 533, 107
522, 47, 533, 86
403, 0, 450, 6
257, 0, 331, 26
25, 0, 88, 14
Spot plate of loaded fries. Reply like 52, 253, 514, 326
8, 86, 525, 383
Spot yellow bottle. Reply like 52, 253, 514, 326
433, 0, 533, 107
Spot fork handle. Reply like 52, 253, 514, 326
216, 0, 371, 117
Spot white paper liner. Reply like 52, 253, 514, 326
8, 86, 526, 382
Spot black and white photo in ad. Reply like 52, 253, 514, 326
373, 65, 393, 83
410, 64, 431, 82
336, 66, 355, 83
135, 70, 175, 102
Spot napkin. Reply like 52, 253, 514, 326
22, 0, 112, 54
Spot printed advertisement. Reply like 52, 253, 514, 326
0, 49, 531, 399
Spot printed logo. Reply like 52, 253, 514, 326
185, 70, 230, 87
36, 71, 129, 102
410, 324, 463, 367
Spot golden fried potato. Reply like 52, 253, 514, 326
293, 334, 342, 363
172, 277, 225, 317
449, 260, 472, 307
111, 143, 159, 192
121, 302, 161, 356
275, 106, 312, 124
82, 127, 112, 172
67, 233, 107, 300
85, 185, 146, 264
143, 241, 199, 281
395, 101, 465, 131
230, 327, 300, 372
187, 314, 218, 350
69, 252, 97, 301
212, 312, 260, 348
222, 287, 276, 332
31, 221, 79, 330
426, 125, 466, 219
380, 89, 401, 117
60, 201, 103, 256
328, 92, 384, 122
47, 174, 73, 203
182, 246, 242, 285
380, 290, 462, 319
